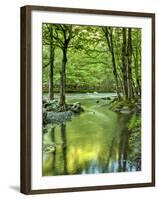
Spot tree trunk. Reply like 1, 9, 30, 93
122, 28, 128, 99
127, 28, 134, 99
60, 48, 67, 109
57, 25, 72, 110
103, 28, 121, 99
111, 49, 121, 99
134, 30, 141, 96
49, 26, 54, 100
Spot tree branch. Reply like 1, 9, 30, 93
43, 61, 51, 68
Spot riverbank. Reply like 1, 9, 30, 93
43, 92, 116, 125
109, 97, 141, 170
43, 99, 84, 125
109, 97, 141, 115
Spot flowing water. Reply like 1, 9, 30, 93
42, 93, 140, 176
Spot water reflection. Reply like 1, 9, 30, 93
43, 124, 68, 176
61, 124, 67, 174
118, 115, 130, 172
50, 127, 56, 175
42, 97, 141, 176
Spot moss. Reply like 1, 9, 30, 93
110, 99, 130, 110
128, 115, 141, 131
109, 97, 141, 114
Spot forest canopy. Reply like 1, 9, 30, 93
42, 23, 141, 104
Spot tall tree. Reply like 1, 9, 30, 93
122, 28, 128, 99
127, 28, 134, 99
102, 27, 121, 99
133, 29, 141, 96
42, 24, 55, 100
49, 25, 55, 100
52, 25, 73, 109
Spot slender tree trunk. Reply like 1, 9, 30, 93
111, 50, 121, 99
127, 28, 134, 99
114, 31, 126, 97
134, 30, 141, 96
49, 26, 54, 100
57, 25, 72, 109
103, 28, 121, 99
60, 48, 67, 109
122, 28, 128, 99
49, 57, 54, 100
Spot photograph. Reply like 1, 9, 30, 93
42, 23, 142, 176
20, 6, 155, 194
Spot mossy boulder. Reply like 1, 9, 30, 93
110, 98, 141, 114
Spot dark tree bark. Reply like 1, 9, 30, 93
58, 25, 72, 109
60, 48, 67, 108
122, 28, 128, 99
134, 30, 141, 96
49, 26, 55, 100
127, 28, 134, 99
103, 27, 121, 99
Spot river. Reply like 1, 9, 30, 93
42, 93, 140, 176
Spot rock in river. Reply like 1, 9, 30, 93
46, 111, 73, 125
70, 102, 84, 113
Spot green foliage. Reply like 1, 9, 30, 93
110, 98, 133, 111
128, 115, 141, 131
42, 24, 141, 94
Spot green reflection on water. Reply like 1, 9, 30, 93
42, 94, 140, 176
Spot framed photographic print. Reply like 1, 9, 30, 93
20, 5, 155, 194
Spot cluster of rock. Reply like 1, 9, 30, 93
96, 96, 112, 104
43, 99, 84, 125
44, 111, 73, 125
110, 98, 141, 115
101, 97, 111, 101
